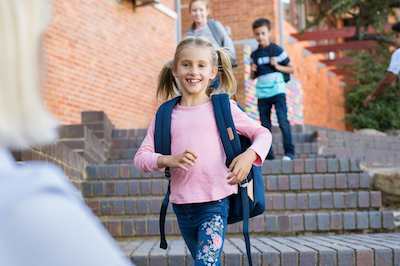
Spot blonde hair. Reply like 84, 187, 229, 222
156, 36, 236, 101
0, 0, 58, 148
189, 0, 212, 30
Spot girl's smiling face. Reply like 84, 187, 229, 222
172, 46, 217, 97
190, 1, 209, 26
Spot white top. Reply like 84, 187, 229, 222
0, 149, 133, 266
387, 47, 400, 78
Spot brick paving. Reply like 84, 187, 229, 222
119, 233, 400, 266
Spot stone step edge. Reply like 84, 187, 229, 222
100, 211, 394, 238
110, 132, 316, 148
86, 157, 363, 180
81, 172, 371, 197
86, 191, 382, 217
121, 233, 400, 266
107, 152, 325, 162
108, 142, 319, 158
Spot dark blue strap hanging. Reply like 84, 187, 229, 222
154, 96, 181, 250
159, 183, 170, 249
241, 186, 252, 266
211, 94, 253, 266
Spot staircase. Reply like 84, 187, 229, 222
81, 126, 399, 266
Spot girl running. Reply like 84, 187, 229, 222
134, 36, 271, 266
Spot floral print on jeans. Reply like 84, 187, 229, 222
196, 215, 225, 265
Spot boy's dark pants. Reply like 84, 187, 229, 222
258, 93, 295, 159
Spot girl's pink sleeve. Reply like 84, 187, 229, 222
230, 100, 272, 166
133, 116, 165, 172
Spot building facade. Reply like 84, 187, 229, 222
44, 0, 347, 131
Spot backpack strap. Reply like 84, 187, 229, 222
252, 49, 258, 66
269, 43, 290, 82
269, 43, 275, 67
211, 94, 253, 266
211, 94, 241, 165
208, 19, 224, 49
154, 96, 181, 250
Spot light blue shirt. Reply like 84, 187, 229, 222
0, 149, 133, 266
255, 72, 286, 99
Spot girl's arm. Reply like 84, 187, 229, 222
133, 116, 164, 172
157, 149, 198, 171
225, 101, 272, 185
134, 116, 198, 172
230, 100, 272, 165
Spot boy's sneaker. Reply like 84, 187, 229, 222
282, 154, 295, 161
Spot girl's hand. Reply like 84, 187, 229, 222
226, 149, 257, 186
157, 149, 198, 171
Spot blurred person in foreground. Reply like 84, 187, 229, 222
0, 1, 134, 265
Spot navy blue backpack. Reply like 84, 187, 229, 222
154, 94, 265, 266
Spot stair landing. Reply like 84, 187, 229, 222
120, 233, 400, 266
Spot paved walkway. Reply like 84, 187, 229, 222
119, 233, 400, 266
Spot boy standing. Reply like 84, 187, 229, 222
251, 18, 296, 160
364, 22, 400, 106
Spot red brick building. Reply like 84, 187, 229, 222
44, 0, 347, 131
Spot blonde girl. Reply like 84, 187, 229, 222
134, 36, 271, 266
187, 0, 236, 90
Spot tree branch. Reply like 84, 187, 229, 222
388, 0, 400, 8
349, 33, 394, 44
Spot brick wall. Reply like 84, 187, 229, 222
44, 0, 176, 129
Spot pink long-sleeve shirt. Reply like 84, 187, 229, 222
134, 100, 272, 204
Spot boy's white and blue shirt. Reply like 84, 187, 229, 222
250, 44, 290, 99
387, 47, 400, 79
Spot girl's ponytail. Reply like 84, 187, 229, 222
216, 49, 237, 95
156, 60, 179, 101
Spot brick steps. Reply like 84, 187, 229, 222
264, 172, 370, 192
81, 172, 371, 199
82, 154, 395, 240
85, 158, 363, 181
107, 143, 320, 162
80, 126, 399, 262
120, 233, 400, 266
110, 132, 315, 150
107, 150, 324, 164
100, 211, 394, 238
86, 191, 382, 217
108, 132, 317, 161
314, 129, 400, 167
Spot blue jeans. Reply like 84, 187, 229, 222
258, 93, 294, 159
173, 197, 229, 266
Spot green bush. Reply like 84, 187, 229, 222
343, 44, 400, 131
